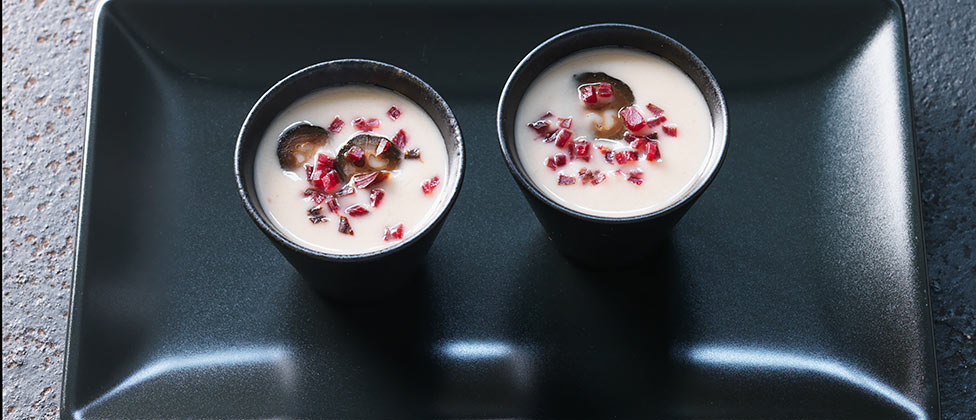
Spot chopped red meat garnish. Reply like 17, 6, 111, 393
369, 188, 385, 208
613, 150, 638, 165
421, 176, 440, 195
619, 106, 646, 131
383, 223, 405, 241
387, 106, 401, 120
326, 196, 340, 214
645, 141, 661, 161
344, 146, 365, 162
528, 120, 552, 136
646, 103, 665, 116
572, 139, 590, 162
553, 129, 573, 148
627, 169, 644, 185
545, 153, 569, 170
316, 153, 334, 171
662, 124, 678, 137
312, 169, 340, 191
351, 171, 389, 189
328, 117, 344, 133
579, 85, 598, 105
346, 204, 370, 217
392, 129, 407, 149
646, 115, 667, 128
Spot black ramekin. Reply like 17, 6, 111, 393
497, 24, 728, 264
235, 59, 464, 299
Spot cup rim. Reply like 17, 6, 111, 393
496, 23, 728, 224
235, 58, 464, 262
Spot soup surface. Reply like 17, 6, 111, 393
515, 47, 713, 217
255, 85, 449, 254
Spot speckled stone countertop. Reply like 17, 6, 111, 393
2, 0, 973, 419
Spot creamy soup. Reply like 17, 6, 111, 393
515, 47, 713, 217
254, 85, 448, 255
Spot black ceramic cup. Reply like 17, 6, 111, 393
497, 24, 728, 264
235, 59, 464, 299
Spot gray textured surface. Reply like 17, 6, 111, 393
2, 1, 93, 419
1, 1, 972, 419
904, 1, 976, 417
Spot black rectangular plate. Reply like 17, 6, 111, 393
63, 0, 940, 418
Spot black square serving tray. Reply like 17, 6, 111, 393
62, 0, 940, 418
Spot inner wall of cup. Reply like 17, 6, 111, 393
504, 26, 727, 211
654, 37, 728, 187
241, 62, 462, 244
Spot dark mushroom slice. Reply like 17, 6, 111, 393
574, 72, 636, 139
334, 134, 403, 181
277, 121, 330, 170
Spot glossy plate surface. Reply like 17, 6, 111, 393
63, 0, 939, 418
